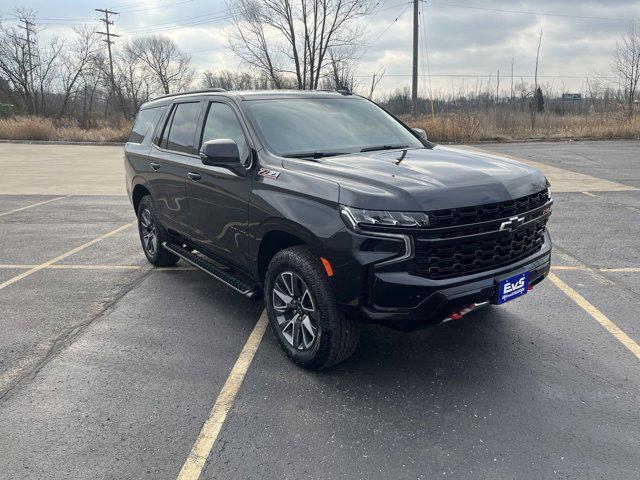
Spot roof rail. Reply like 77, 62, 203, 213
316, 88, 353, 96
151, 88, 227, 101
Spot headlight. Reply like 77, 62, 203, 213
340, 205, 429, 229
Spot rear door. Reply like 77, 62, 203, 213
186, 100, 253, 268
148, 100, 203, 236
125, 106, 164, 198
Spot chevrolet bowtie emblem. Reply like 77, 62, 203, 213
499, 215, 526, 232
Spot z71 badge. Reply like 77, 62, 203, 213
258, 168, 281, 179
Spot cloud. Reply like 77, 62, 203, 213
7, 0, 640, 94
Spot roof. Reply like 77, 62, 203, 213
141, 88, 356, 109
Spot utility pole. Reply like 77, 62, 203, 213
411, 0, 419, 116
17, 16, 37, 113
96, 8, 120, 89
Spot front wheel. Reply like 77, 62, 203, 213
264, 246, 360, 370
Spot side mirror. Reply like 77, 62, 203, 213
412, 128, 428, 140
200, 139, 240, 166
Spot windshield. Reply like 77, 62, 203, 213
243, 97, 424, 157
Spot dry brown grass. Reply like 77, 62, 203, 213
0, 116, 132, 143
404, 111, 640, 143
1, 112, 638, 145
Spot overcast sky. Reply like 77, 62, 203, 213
1, 0, 638, 96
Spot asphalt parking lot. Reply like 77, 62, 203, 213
0, 140, 639, 479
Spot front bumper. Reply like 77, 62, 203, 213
340, 231, 552, 331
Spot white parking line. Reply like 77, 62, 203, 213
0, 195, 69, 217
0, 222, 136, 291
177, 311, 269, 480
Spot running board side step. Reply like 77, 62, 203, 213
162, 242, 262, 301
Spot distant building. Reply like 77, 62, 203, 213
562, 93, 582, 101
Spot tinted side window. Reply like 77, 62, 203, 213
201, 103, 249, 163
165, 102, 201, 154
129, 107, 159, 143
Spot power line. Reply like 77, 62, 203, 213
424, 1, 630, 22
119, 10, 229, 34
109, 0, 165, 10
118, 0, 195, 14
359, 2, 412, 59
120, 13, 233, 36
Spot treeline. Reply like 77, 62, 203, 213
0, 10, 193, 126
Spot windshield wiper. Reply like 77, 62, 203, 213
283, 151, 350, 159
360, 144, 409, 153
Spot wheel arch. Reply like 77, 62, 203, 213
256, 218, 330, 281
132, 183, 151, 214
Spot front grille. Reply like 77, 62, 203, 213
412, 190, 551, 279
427, 189, 550, 228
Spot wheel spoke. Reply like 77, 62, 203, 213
282, 316, 296, 345
280, 272, 293, 296
273, 283, 293, 306
301, 316, 316, 348
300, 288, 314, 312
276, 313, 288, 326
140, 210, 152, 228
291, 321, 302, 350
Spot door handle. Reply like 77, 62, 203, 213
149, 162, 161, 170
187, 172, 202, 181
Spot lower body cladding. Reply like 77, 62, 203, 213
339, 232, 552, 332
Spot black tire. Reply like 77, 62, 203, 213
137, 195, 179, 267
264, 245, 360, 370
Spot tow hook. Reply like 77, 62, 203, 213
444, 301, 490, 322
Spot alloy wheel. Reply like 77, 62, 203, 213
140, 207, 158, 256
272, 271, 318, 350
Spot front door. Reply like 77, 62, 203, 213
186, 101, 253, 269
148, 100, 202, 236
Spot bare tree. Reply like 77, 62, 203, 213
116, 41, 152, 116
322, 49, 357, 91
530, 29, 543, 128
368, 67, 385, 99
130, 35, 194, 95
201, 69, 255, 90
610, 19, 640, 119
227, 0, 373, 90
0, 10, 39, 112
58, 26, 101, 118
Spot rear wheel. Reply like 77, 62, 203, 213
137, 195, 179, 267
264, 245, 360, 370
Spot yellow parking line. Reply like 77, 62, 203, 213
600, 267, 640, 273
550, 266, 640, 273
0, 264, 142, 270
582, 191, 597, 197
549, 273, 640, 360
177, 311, 269, 480
0, 221, 136, 291
0, 195, 69, 217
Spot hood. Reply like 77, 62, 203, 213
282, 145, 547, 211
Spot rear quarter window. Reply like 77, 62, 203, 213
129, 107, 160, 143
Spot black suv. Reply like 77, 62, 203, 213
125, 89, 552, 370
